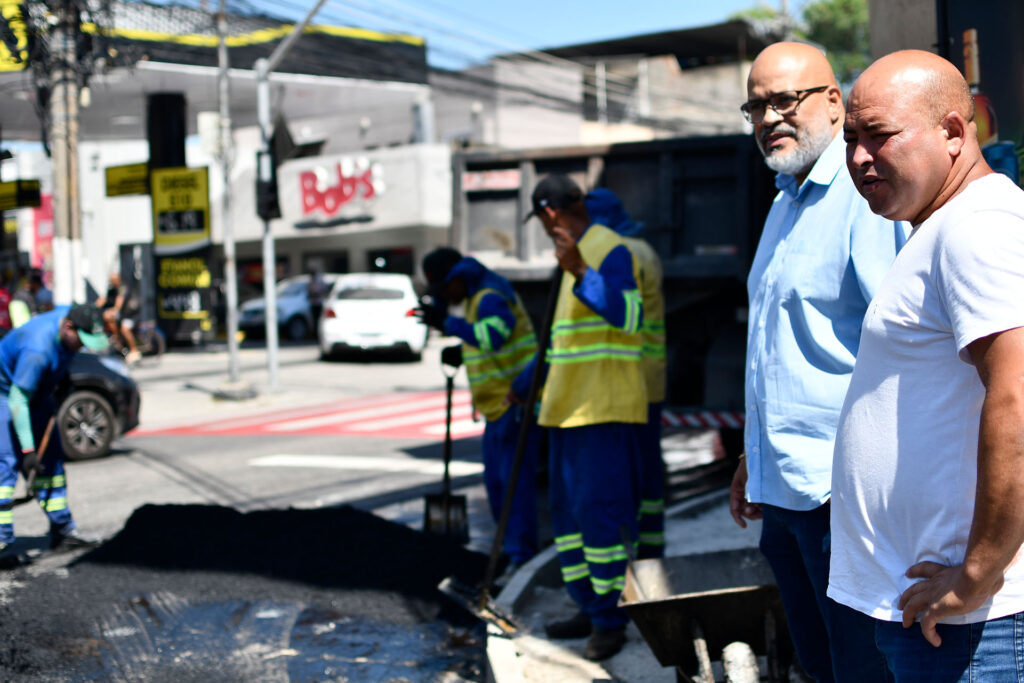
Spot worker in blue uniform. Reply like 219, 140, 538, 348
585, 188, 667, 559
512, 174, 647, 661
418, 249, 541, 572
0, 304, 108, 567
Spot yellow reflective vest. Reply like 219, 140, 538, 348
539, 224, 648, 428
624, 236, 666, 404
463, 287, 537, 422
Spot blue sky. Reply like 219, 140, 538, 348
234, 0, 802, 68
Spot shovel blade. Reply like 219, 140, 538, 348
423, 494, 469, 544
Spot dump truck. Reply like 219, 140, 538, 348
451, 134, 777, 455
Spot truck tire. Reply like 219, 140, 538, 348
722, 641, 759, 683
58, 390, 116, 461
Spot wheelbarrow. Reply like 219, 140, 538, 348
619, 546, 793, 683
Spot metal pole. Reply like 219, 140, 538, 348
217, 0, 240, 383
254, 0, 327, 393
256, 57, 280, 392
50, 0, 81, 305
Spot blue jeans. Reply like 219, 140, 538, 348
876, 612, 1024, 681
759, 503, 889, 682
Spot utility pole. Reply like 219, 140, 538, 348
256, 0, 327, 392
49, 0, 82, 304
217, 0, 242, 385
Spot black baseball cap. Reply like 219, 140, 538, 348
523, 174, 584, 223
66, 303, 109, 351
422, 247, 463, 295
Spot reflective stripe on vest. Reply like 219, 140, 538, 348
625, 236, 666, 404
539, 224, 648, 428
464, 287, 537, 422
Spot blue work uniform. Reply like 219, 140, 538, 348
443, 258, 541, 565
515, 224, 646, 630
0, 308, 79, 546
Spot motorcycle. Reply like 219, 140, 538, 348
109, 318, 166, 360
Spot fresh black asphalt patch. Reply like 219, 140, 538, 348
0, 504, 491, 681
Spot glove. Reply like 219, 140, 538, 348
441, 344, 463, 369
20, 450, 41, 480
415, 304, 448, 332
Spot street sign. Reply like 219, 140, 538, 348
0, 179, 41, 211
151, 166, 210, 255
105, 162, 149, 197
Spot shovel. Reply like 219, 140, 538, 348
423, 344, 469, 543
12, 416, 56, 507
438, 268, 564, 632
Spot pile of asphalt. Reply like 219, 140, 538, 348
0, 504, 490, 681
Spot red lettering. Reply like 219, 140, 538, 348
298, 163, 377, 216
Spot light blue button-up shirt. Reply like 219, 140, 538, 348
744, 133, 908, 511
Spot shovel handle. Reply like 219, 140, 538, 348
22, 416, 56, 499
480, 268, 563, 606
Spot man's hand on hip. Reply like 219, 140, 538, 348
729, 456, 762, 528
898, 561, 1002, 647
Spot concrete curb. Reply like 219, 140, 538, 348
485, 487, 731, 682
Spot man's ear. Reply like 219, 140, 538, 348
942, 111, 969, 157
826, 85, 843, 124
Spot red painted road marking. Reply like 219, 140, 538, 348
133, 390, 485, 440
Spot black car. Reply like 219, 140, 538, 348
55, 351, 141, 460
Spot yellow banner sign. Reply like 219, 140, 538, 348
105, 162, 149, 197
0, 0, 28, 72
151, 167, 210, 255
0, 179, 41, 211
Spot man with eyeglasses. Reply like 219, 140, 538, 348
729, 42, 907, 682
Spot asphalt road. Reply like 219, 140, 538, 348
0, 336, 503, 681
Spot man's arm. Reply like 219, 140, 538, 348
8, 384, 35, 452
443, 294, 516, 351
552, 226, 643, 332
898, 326, 1024, 646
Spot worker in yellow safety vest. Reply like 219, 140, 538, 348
418, 248, 542, 570
510, 174, 647, 662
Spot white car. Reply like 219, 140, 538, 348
319, 273, 428, 360
239, 273, 339, 341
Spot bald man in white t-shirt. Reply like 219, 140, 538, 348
831, 50, 1024, 680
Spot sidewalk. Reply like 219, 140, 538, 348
486, 489, 760, 682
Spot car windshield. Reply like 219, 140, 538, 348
276, 280, 308, 297
334, 287, 404, 301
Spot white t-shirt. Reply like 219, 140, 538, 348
828, 173, 1024, 624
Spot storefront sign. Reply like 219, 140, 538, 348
151, 167, 210, 255
0, 179, 41, 211
105, 162, 149, 197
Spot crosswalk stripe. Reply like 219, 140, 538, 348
248, 454, 484, 476
348, 403, 474, 432
198, 393, 400, 432
421, 418, 485, 437
265, 394, 469, 432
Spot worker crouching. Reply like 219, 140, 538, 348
418, 249, 542, 571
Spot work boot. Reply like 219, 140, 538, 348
49, 528, 100, 552
584, 626, 627, 661
544, 611, 591, 639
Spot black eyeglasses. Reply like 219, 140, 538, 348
740, 86, 830, 123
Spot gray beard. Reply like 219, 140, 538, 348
761, 123, 835, 178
